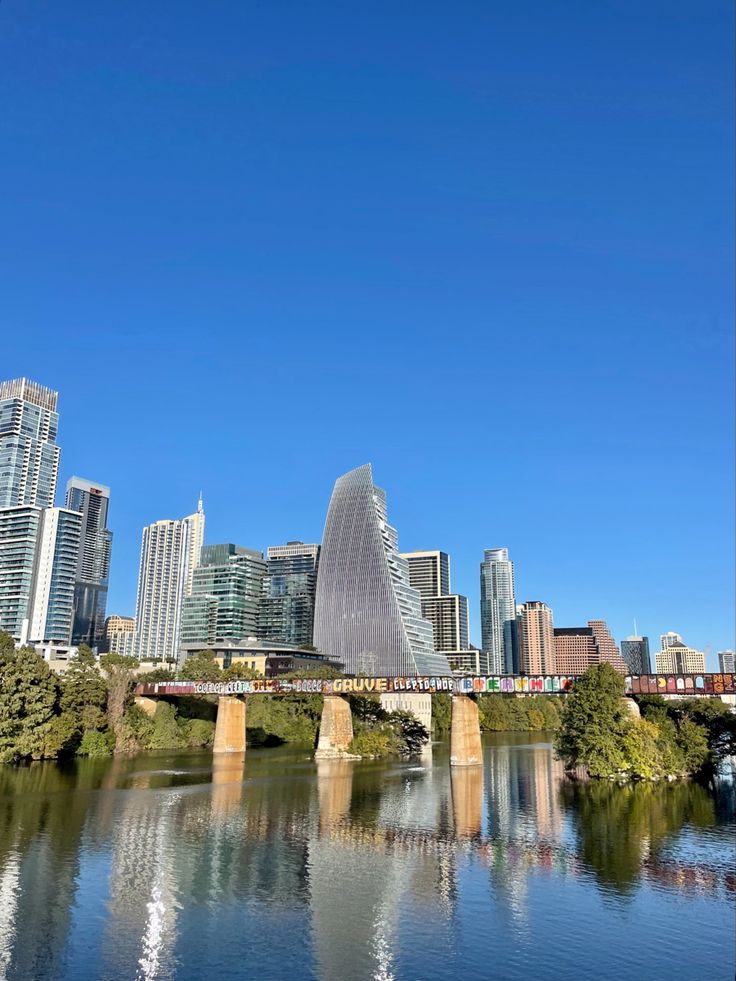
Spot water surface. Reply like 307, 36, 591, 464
0, 733, 733, 981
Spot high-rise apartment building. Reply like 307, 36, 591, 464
518, 601, 556, 674
621, 635, 651, 674
259, 541, 320, 647
180, 543, 266, 649
718, 651, 735, 674
65, 477, 112, 648
554, 620, 627, 674
104, 615, 136, 657
401, 550, 470, 656
0, 378, 60, 508
480, 548, 517, 674
0, 506, 44, 642
28, 507, 82, 644
184, 496, 205, 596
134, 501, 204, 664
654, 635, 706, 674
313, 464, 450, 676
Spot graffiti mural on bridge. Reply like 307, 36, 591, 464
135, 672, 736, 699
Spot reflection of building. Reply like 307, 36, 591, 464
66, 477, 112, 648
480, 548, 517, 674
554, 620, 626, 674
621, 634, 651, 674
313, 464, 450, 676
259, 541, 320, 646
718, 650, 735, 673
655, 634, 706, 673
518, 601, 556, 675
134, 500, 204, 663
180, 543, 266, 649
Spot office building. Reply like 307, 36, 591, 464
402, 550, 471, 658
621, 635, 651, 674
134, 501, 204, 664
718, 650, 735, 674
180, 637, 342, 676
259, 541, 320, 647
554, 620, 627, 674
0, 506, 44, 642
180, 543, 266, 649
518, 601, 556, 675
400, 551, 450, 601
445, 649, 491, 675
104, 615, 136, 657
480, 548, 517, 673
184, 495, 205, 596
0, 378, 60, 509
65, 477, 112, 648
313, 464, 450, 676
28, 507, 82, 644
655, 635, 706, 674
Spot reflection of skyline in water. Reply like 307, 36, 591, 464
0, 738, 733, 981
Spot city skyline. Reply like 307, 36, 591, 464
2, 372, 729, 667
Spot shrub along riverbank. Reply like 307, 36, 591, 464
555, 663, 735, 781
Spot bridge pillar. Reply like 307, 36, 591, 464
213, 696, 247, 754
450, 694, 483, 767
623, 697, 641, 719
134, 695, 158, 718
315, 695, 355, 759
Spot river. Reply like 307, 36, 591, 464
0, 733, 733, 981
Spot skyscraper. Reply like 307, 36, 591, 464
313, 464, 450, 676
180, 543, 266, 648
654, 634, 706, 673
401, 550, 470, 654
480, 548, 517, 673
28, 507, 82, 644
554, 620, 627, 674
718, 651, 735, 673
134, 500, 204, 664
104, 615, 136, 657
518, 601, 556, 675
259, 541, 320, 647
0, 506, 43, 642
621, 635, 651, 674
185, 495, 205, 596
0, 378, 60, 508
65, 477, 112, 648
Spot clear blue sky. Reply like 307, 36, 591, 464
2, 2, 733, 665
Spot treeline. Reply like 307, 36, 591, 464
431, 693, 561, 733
555, 663, 736, 781
0, 638, 428, 763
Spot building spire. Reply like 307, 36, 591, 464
197, 491, 203, 513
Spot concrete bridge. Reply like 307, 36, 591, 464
133, 671, 733, 766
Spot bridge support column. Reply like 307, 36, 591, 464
623, 697, 641, 719
213, 696, 247, 754
134, 695, 158, 718
450, 694, 483, 767
315, 695, 355, 759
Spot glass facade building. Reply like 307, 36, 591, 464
180, 543, 266, 648
65, 477, 112, 648
0, 506, 43, 641
0, 378, 60, 509
313, 464, 451, 676
480, 548, 518, 674
29, 507, 82, 644
259, 542, 320, 647
621, 635, 651, 674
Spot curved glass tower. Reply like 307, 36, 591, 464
313, 464, 451, 676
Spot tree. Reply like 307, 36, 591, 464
555, 663, 631, 778
100, 653, 140, 750
60, 644, 107, 720
0, 635, 66, 762
178, 650, 222, 682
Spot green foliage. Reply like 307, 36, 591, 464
350, 726, 399, 758
180, 718, 215, 748
432, 693, 452, 734
555, 664, 631, 778
477, 694, 561, 732
100, 653, 139, 749
178, 650, 222, 681
387, 711, 429, 755
0, 636, 70, 763
149, 702, 185, 749
60, 645, 107, 717
77, 729, 114, 758
136, 668, 176, 684
223, 662, 262, 679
